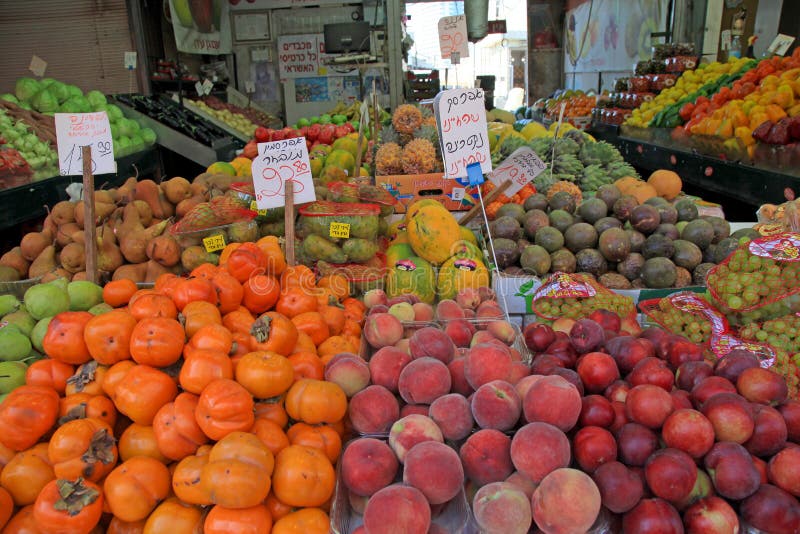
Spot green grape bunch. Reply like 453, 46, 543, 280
739, 314, 800, 355
535, 294, 635, 320
647, 298, 713, 345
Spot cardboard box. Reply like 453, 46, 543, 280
375, 173, 476, 213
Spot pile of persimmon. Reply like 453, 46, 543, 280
0, 235, 366, 533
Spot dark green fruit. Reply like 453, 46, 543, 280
577, 198, 608, 224
630, 205, 661, 234
656, 204, 678, 225
490, 216, 522, 241
549, 191, 577, 213
655, 223, 679, 241
700, 216, 730, 243
517, 239, 532, 256
594, 217, 623, 234
535, 226, 565, 253
641, 257, 677, 288
520, 245, 552, 276
564, 223, 598, 252
595, 184, 622, 210
491, 238, 520, 269
681, 219, 715, 249
613, 195, 639, 221
576, 249, 608, 277
703, 244, 717, 264
645, 197, 669, 208
713, 237, 740, 264
693, 263, 715, 285
672, 240, 703, 270
549, 210, 574, 233
523, 210, 550, 240
524, 193, 548, 212
598, 228, 631, 262
627, 230, 646, 252
617, 253, 645, 281
550, 249, 577, 273
675, 199, 699, 221
497, 203, 527, 224
731, 228, 760, 241
675, 266, 693, 287
641, 234, 675, 259
599, 272, 633, 289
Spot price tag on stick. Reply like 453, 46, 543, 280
251, 137, 316, 210
434, 88, 492, 179
438, 15, 469, 60
490, 147, 546, 196
55, 112, 115, 176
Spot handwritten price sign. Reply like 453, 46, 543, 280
251, 137, 316, 210
489, 147, 545, 196
438, 15, 468, 60
54, 112, 115, 176
434, 88, 492, 179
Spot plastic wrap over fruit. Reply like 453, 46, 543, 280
530, 272, 637, 322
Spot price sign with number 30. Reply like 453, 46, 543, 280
55, 112, 116, 176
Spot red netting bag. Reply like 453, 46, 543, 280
530, 272, 637, 322
170, 192, 255, 235
327, 181, 396, 216
706, 233, 800, 324
0, 147, 32, 189
639, 292, 726, 346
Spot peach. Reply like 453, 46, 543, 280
429, 394, 473, 441
463, 308, 476, 319
368, 346, 412, 393
618, 422, 659, 467
522, 375, 582, 431
349, 385, 400, 434
368, 304, 389, 315
704, 441, 761, 500
388, 414, 443, 462
324, 355, 370, 397
531, 468, 601, 534
573, 426, 618, 473
551, 317, 576, 334
477, 286, 497, 303
507, 362, 530, 384
622, 498, 683, 533
487, 320, 516, 345
476, 301, 504, 325
591, 461, 644, 513
398, 357, 452, 405
394, 338, 411, 353
683, 496, 740, 534
388, 302, 416, 322
579, 395, 615, 428
625, 384, 674, 429
444, 319, 475, 348
342, 438, 399, 496
644, 448, 697, 502
447, 358, 473, 396
514, 374, 544, 400
691, 376, 737, 407
403, 441, 464, 504
363, 289, 388, 309
508, 347, 523, 363
435, 299, 465, 320
768, 446, 800, 496
364, 313, 404, 349
577, 352, 620, 394
363, 484, 431, 534
510, 422, 570, 483
409, 327, 456, 364
456, 287, 481, 310
701, 392, 755, 443
779, 400, 800, 442
400, 404, 430, 418
471, 380, 521, 431
473, 482, 532, 534
460, 429, 514, 486
505, 471, 538, 499
412, 302, 434, 322
464, 343, 513, 390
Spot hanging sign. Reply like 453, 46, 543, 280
489, 147, 546, 196
168, 0, 231, 55
54, 112, 115, 176
438, 15, 469, 60
251, 137, 316, 209
277, 34, 320, 80
29, 55, 47, 77
434, 88, 492, 179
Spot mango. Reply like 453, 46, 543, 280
24, 283, 70, 320
31, 317, 52, 353
0, 326, 32, 361
67, 281, 103, 311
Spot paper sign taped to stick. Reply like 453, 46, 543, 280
55, 112, 115, 176
251, 137, 316, 210
490, 147, 546, 196
434, 88, 492, 179
438, 15, 468, 60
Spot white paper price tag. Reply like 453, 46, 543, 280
451, 187, 465, 201
489, 147, 546, 196
438, 15, 469, 60
768, 34, 796, 56
244, 80, 256, 93
124, 51, 137, 70
55, 112, 115, 176
29, 55, 47, 77
195, 82, 204, 96
251, 137, 317, 210
434, 88, 492, 179
202, 79, 214, 95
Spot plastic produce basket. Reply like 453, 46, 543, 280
0, 276, 41, 299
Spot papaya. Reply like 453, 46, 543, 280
386, 256, 436, 304
405, 199, 447, 223
437, 256, 490, 300
407, 205, 461, 265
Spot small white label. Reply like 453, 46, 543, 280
29, 55, 47, 77
721, 30, 732, 51
451, 187, 465, 201
171, 93, 181, 103
124, 51, 137, 70
55, 112, 115, 176
202, 79, 214, 95
768, 34, 796, 56
251, 137, 317, 210
244, 80, 256, 93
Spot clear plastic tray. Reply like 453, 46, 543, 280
330, 438, 471, 534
